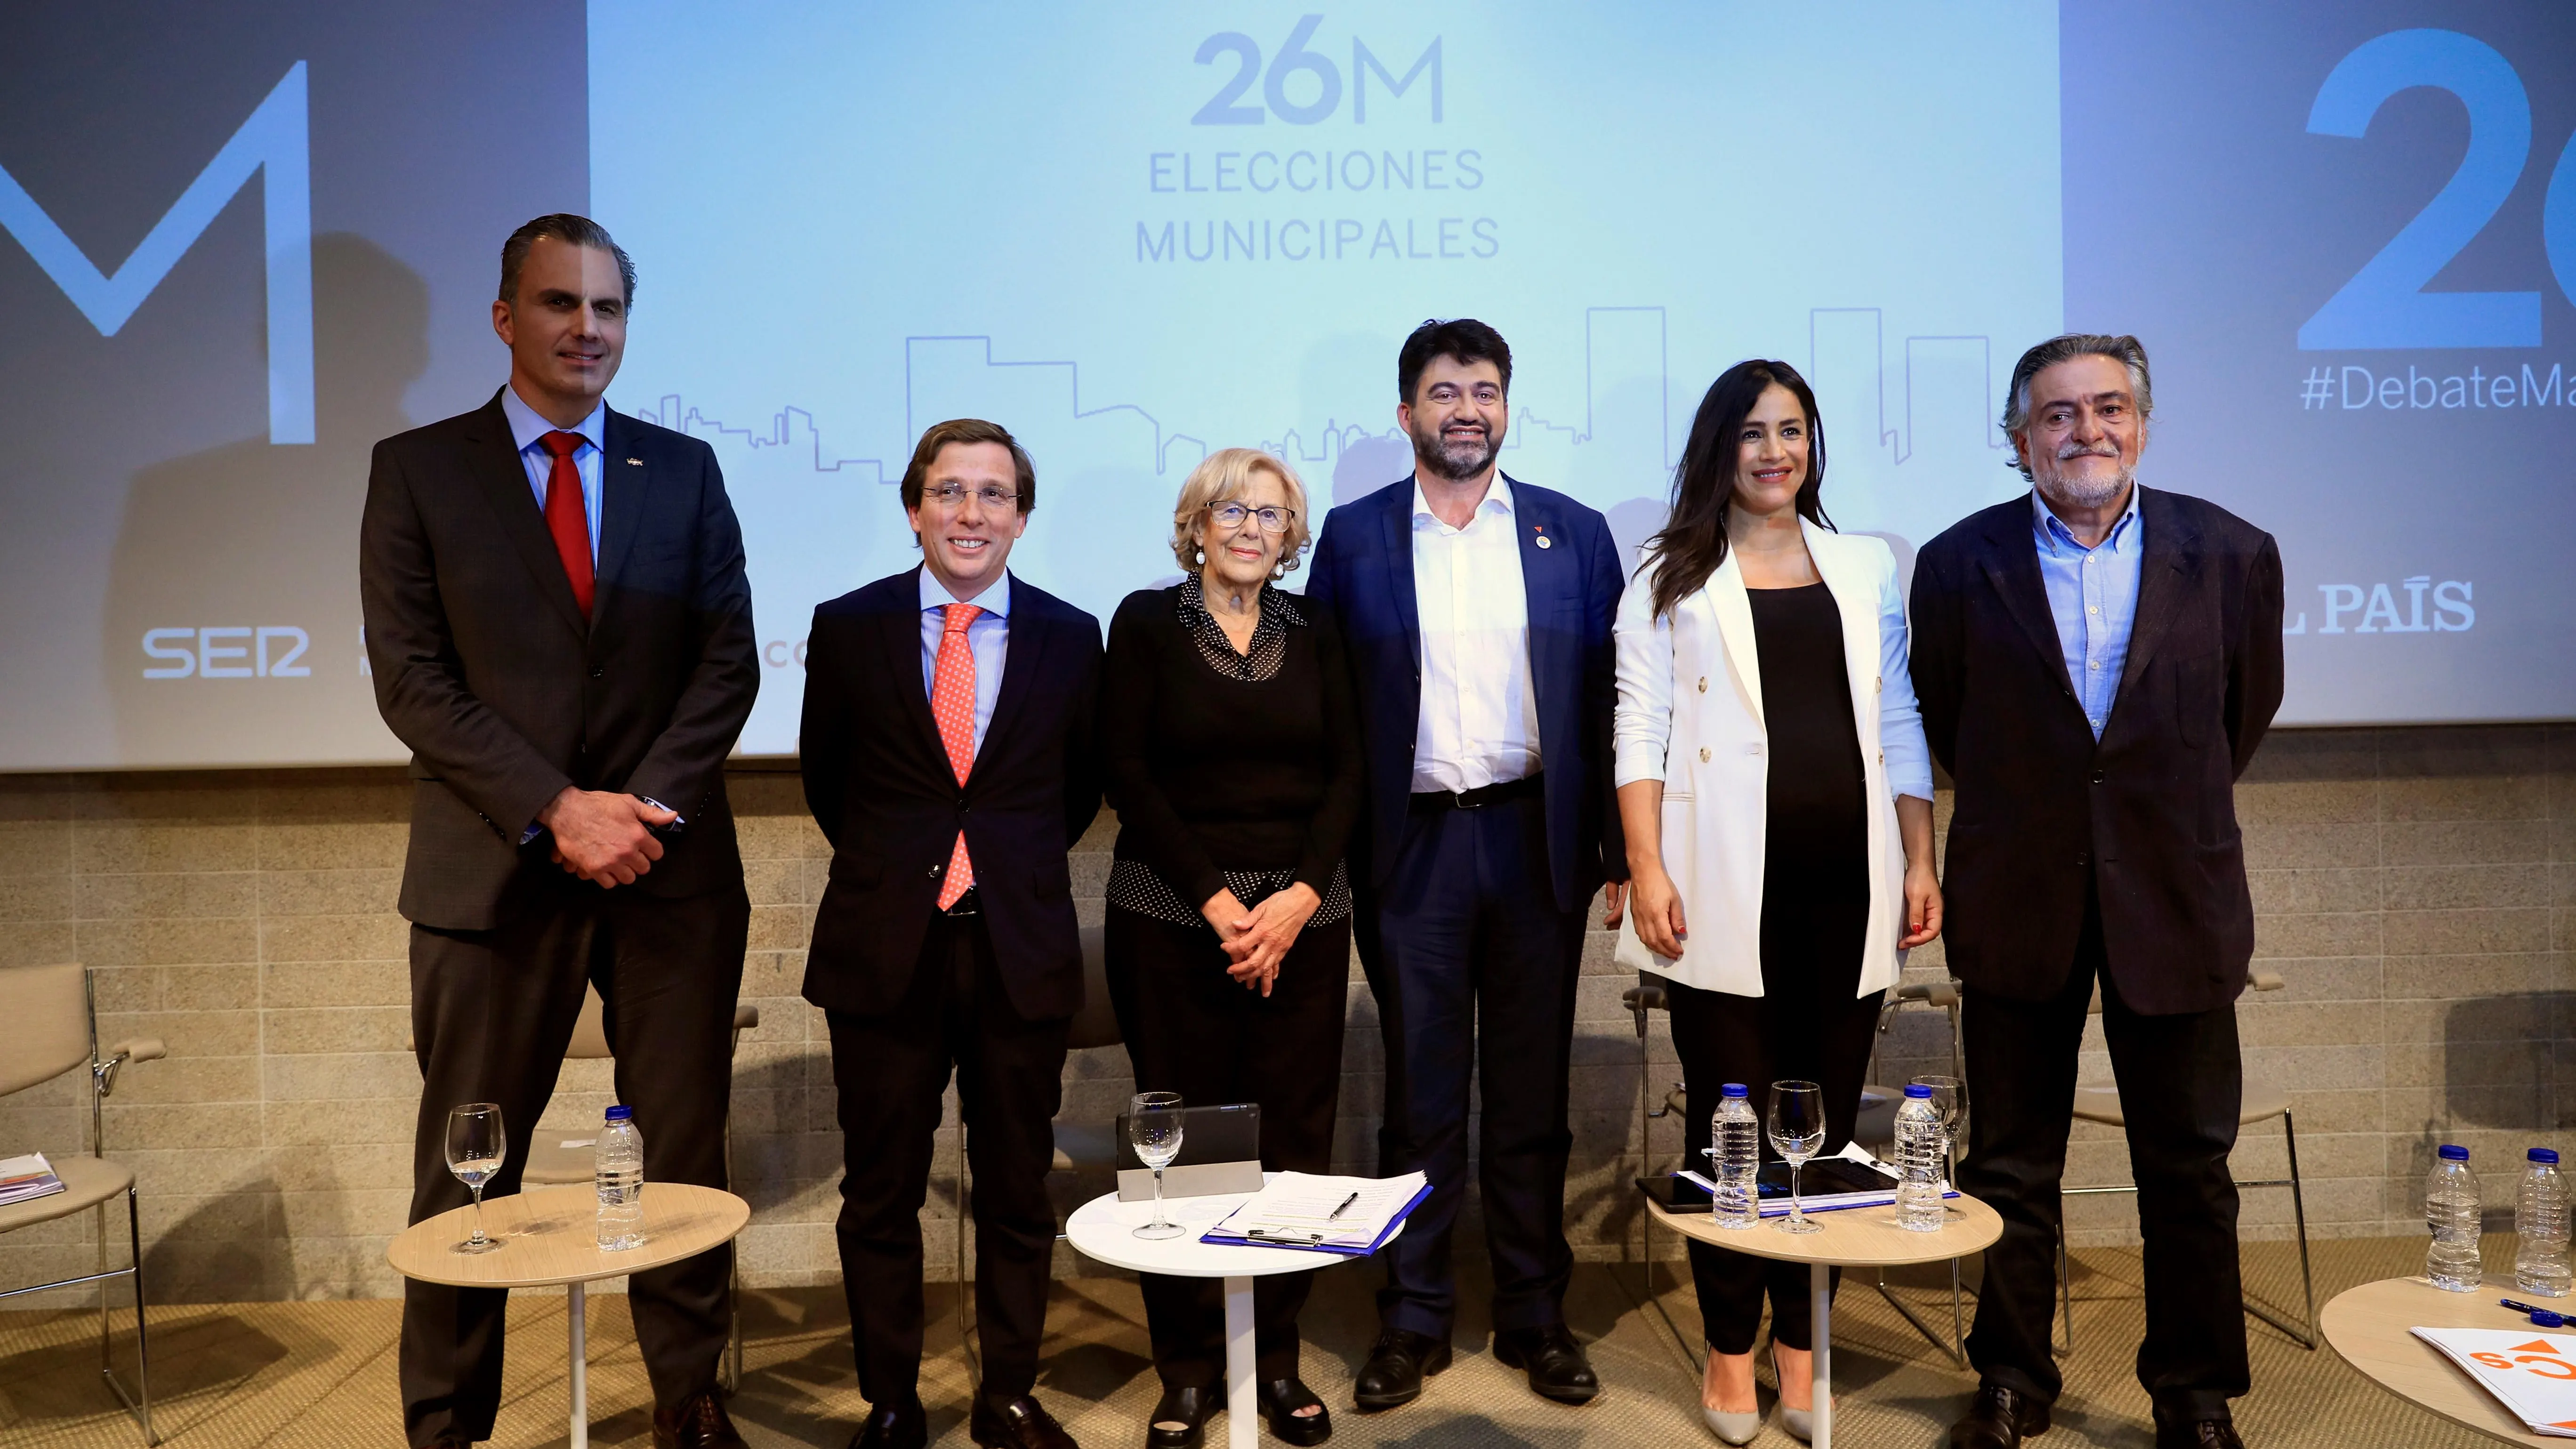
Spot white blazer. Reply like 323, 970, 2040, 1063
1610, 521, 1934, 998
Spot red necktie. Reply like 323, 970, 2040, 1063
931, 603, 983, 909
539, 431, 595, 618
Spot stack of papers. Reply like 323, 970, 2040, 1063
1203, 1171, 1431, 1256
0, 1153, 66, 1208
1679, 1143, 1959, 1217
2413, 1326, 2576, 1435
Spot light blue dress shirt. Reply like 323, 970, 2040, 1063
919, 567, 1011, 760
499, 385, 604, 564
503, 388, 674, 842
2032, 485, 2143, 740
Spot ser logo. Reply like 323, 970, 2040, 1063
0, 63, 313, 443
141, 626, 312, 679
1192, 16, 1439, 126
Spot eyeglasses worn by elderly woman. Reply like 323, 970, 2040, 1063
1206, 501, 1297, 533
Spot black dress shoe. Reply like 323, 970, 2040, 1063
1352, 1329, 1451, 1410
972, 1394, 1079, 1449
848, 1398, 928, 1449
1258, 1377, 1332, 1445
1146, 1384, 1215, 1449
1948, 1382, 2052, 1449
654, 1391, 749, 1449
2154, 1409, 2245, 1449
1491, 1325, 1600, 1405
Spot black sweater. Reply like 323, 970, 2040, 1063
1100, 582, 1364, 910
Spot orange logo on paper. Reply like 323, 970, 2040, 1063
2468, 1337, 2576, 1382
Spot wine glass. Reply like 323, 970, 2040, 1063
1767, 1081, 1827, 1235
445, 1102, 507, 1254
1129, 1092, 1186, 1240
1911, 1074, 1965, 1184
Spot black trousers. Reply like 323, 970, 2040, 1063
1666, 977, 1882, 1353
828, 910, 1069, 1410
1961, 888, 2248, 1421
1107, 904, 1352, 1388
401, 879, 749, 1449
1359, 793, 1590, 1339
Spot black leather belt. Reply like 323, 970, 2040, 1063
1409, 772, 1544, 813
942, 887, 982, 917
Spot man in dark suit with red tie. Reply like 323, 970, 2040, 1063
798, 419, 1103, 1449
361, 215, 759, 1449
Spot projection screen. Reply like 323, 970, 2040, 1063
2, 0, 2570, 769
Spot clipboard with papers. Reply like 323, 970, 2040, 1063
1199, 1170, 1432, 1256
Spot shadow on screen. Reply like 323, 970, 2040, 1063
102, 233, 429, 765
1330, 433, 1412, 508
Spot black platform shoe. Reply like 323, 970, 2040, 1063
1258, 1377, 1332, 1445
1146, 1383, 1216, 1449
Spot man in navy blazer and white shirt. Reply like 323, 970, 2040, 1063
1303, 319, 1629, 1413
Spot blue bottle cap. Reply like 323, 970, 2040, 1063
2439, 1144, 2470, 1162
2537, 1311, 2568, 1328
605, 1104, 633, 1122
2533, 1148, 2561, 1165
1721, 1083, 1748, 1099
1905, 1083, 1934, 1098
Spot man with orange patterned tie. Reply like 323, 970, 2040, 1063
799, 419, 1103, 1449
361, 215, 758, 1449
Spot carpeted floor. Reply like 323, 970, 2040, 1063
0, 1236, 2507, 1448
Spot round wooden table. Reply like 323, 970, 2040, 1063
1064, 1183, 1402, 1449
2323, 1273, 2566, 1446
386, 1183, 749, 1449
1645, 1191, 2003, 1449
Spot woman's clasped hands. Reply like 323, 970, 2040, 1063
1200, 882, 1322, 996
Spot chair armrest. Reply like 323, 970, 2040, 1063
94, 1038, 167, 1098
2250, 966, 2285, 993
1894, 978, 1963, 1008
732, 1004, 760, 1031
1621, 974, 1667, 1039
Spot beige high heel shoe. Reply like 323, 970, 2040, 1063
1701, 1349, 1761, 1444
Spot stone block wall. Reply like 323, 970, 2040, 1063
0, 723, 2567, 1302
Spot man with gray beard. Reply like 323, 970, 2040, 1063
1908, 335, 2284, 1449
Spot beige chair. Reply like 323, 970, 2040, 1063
2058, 965, 2314, 1352
409, 987, 762, 1389
0, 964, 168, 1444
956, 923, 1118, 1385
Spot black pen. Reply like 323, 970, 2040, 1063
1325, 1191, 1360, 1222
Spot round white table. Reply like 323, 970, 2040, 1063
1645, 1191, 2003, 1449
386, 1182, 749, 1449
1064, 1183, 1402, 1449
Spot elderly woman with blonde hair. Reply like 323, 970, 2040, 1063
1102, 447, 1363, 1448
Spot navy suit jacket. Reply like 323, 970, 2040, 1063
1302, 474, 1627, 913
1910, 487, 2283, 1014
798, 566, 1103, 1021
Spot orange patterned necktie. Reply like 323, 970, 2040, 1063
930, 603, 984, 910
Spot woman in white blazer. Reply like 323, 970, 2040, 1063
1613, 360, 1941, 1445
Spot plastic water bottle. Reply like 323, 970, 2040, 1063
596, 1105, 646, 1251
1709, 1084, 1761, 1231
2426, 1143, 2484, 1292
1894, 1083, 1947, 1232
2518, 1148, 2572, 1297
